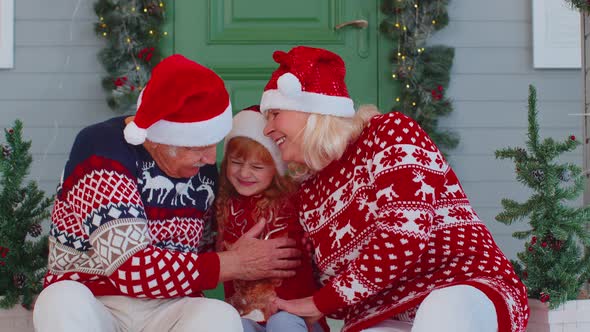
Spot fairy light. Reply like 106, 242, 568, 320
144, 8, 148, 13
136, 66, 141, 71
392, 74, 397, 78
159, 2, 164, 7
126, 37, 131, 43
395, 97, 401, 102
406, 84, 410, 89
163, 31, 168, 36
149, 30, 154, 35
412, 102, 417, 106
432, 20, 436, 25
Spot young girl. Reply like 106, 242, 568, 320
216, 105, 327, 332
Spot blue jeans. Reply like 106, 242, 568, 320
242, 311, 324, 332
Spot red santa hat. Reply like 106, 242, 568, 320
224, 105, 287, 175
124, 54, 232, 146
260, 46, 354, 117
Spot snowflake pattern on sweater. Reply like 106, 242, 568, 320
44, 117, 220, 298
300, 112, 529, 332
220, 195, 323, 326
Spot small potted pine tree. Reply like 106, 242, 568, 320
0, 120, 52, 331
495, 85, 590, 331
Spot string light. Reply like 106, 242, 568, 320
406, 84, 410, 89
412, 102, 417, 106
163, 31, 168, 36
126, 37, 131, 43
102, 32, 107, 37
149, 30, 154, 35
100, 16, 104, 21
432, 20, 436, 25
136, 66, 141, 71
131, 7, 136, 12
395, 97, 400, 102
414, 4, 419, 8
144, 8, 148, 13
159, 2, 164, 7
392, 74, 397, 78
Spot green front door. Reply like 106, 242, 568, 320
166, 0, 388, 300
171, 0, 381, 111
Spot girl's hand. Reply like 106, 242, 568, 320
273, 296, 324, 331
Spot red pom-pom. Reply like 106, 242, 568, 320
540, 292, 550, 303
570, 135, 576, 141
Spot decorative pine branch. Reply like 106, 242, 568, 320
94, 0, 167, 112
381, 0, 458, 153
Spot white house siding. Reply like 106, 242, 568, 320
0, 0, 110, 202
431, 0, 584, 259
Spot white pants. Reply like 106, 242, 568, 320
33, 280, 243, 332
363, 285, 498, 332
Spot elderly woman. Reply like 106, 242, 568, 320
261, 46, 529, 332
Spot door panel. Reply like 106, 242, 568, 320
174, 0, 379, 111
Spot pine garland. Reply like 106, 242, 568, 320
565, 0, 590, 13
495, 85, 590, 309
381, 0, 458, 153
94, 0, 167, 112
0, 121, 53, 309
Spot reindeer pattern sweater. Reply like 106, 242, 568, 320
44, 116, 220, 298
301, 112, 529, 332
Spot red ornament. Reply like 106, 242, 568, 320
130, 85, 136, 92
114, 76, 128, 87
528, 246, 533, 252
5, 128, 14, 135
541, 242, 547, 248
531, 236, 537, 245
523, 271, 528, 279
570, 135, 576, 141
540, 292, 550, 303
437, 85, 444, 92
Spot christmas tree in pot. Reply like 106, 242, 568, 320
495, 85, 590, 309
0, 120, 52, 309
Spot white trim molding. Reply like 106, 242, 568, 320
0, 0, 14, 69
532, 0, 581, 69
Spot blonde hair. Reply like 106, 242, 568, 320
289, 104, 380, 179
215, 137, 297, 247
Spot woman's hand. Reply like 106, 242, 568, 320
273, 296, 324, 331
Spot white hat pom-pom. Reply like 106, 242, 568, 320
124, 121, 148, 145
277, 73, 302, 97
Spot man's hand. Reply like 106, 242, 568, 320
273, 296, 324, 331
218, 221, 301, 281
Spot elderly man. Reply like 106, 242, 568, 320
33, 55, 299, 332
